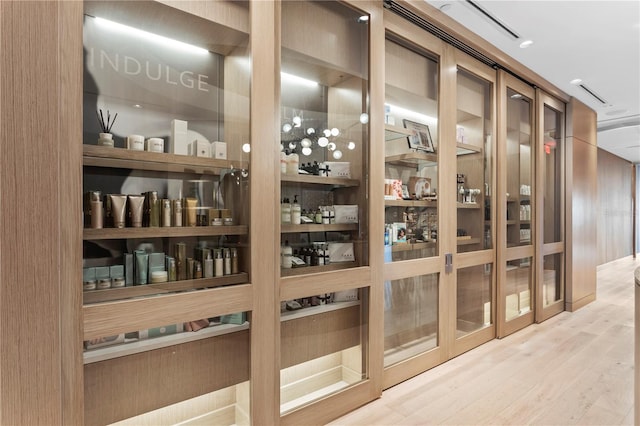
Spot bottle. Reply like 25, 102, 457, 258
162, 199, 171, 227
281, 198, 291, 224
223, 248, 231, 275
172, 199, 183, 227
231, 248, 239, 274
281, 241, 292, 269
214, 249, 224, 277
311, 248, 319, 266
322, 207, 330, 224
194, 261, 203, 279
280, 150, 287, 174
204, 251, 214, 278
286, 150, 299, 175
291, 195, 301, 225
315, 209, 323, 224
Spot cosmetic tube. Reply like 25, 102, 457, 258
127, 195, 145, 228
146, 191, 160, 227
184, 197, 198, 227
172, 199, 183, 227
223, 248, 231, 276
109, 194, 128, 228
187, 258, 195, 279
134, 250, 149, 285
104, 194, 113, 228
231, 248, 239, 274
162, 199, 171, 227
214, 249, 224, 277
166, 257, 176, 281
175, 243, 187, 281
90, 199, 103, 229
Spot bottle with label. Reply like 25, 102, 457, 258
204, 252, 214, 278
286, 150, 299, 175
281, 241, 293, 269
214, 249, 224, 277
291, 195, 301, 225
231, 248, 239, 274
315, 208, 323, 224
280, 150, 288, 174
281, 198, 291, 224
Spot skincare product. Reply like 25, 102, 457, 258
148, 252, 166, 274
103, 194, 112, 228
175, 243, 187, 280
126, 134, 145, 151
172, 199, 183, 227
95, 266, 110, 281
127, 195, 145, 228
134, 250, 149, 285
83, 280, 97, 291
88, 191, 103, 229
194, 261, 202, 279
212, 141, 227, 159
187, 258, 195, 279
286, 150, 299, 175
281, 241, 292, 269
281, 198, 291, 224
212, 217, 223, 226
161, 199, 171, 227
146, 137, 164, 153
150, 271, 168, 283
207, 209, 220, 225
111, 277, 125, 288
170, 119, 189, 155
192, 139, 211, 157
97, 278, 112, 290
184, 197, 198, 227
231, 248, 239, 274
214, 249, 224, 277
204, 251, 214, 278
280, 151, 287, 174
124, 253, 134, 286
146, 191, 160, 227
223, 248, 231, 275
109, 194, 128, 228
83, 267, 96, 283
109, 265, 124, 280
291, 195, 301, 225
166, 257, 176, 281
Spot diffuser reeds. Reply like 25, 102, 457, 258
96, 108, 118, 133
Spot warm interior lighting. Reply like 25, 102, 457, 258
387, 104, 438, 125
94, 17, 209, 55
281, 72, 319, 87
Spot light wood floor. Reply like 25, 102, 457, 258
330, 255, 639, 426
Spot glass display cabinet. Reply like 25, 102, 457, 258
278, 0, 371, 416
81, 1, 252, 424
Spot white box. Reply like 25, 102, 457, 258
170, 119, 189, 155
191, 139, 211, 158
328, 242, 355, 263
325, 162, 351, 178
334, 205, 358, 224
333, 289, 358, 302
212, 141, 227, 160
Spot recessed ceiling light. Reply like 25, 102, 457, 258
570, 78, 582, 85
357, 15, 369, 23
133, 104, 142, 108
510, 93, 523, 99
519, 40, 534, 49
440, 4, 452, 12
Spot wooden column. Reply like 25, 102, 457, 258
0, 1, 83, 424
565, 97, 598, 312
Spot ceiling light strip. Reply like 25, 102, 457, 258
578, 83, 608, 105
465, 0, 521, 39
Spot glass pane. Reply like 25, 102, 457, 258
279, 1, 369, 277
542, 253, 564, 306
384, 274, 439, 367
543, 105, 563, 244
384, 39, 439, 262
84, 311, 251, 425
82, 2, 251, 304
457, 264, 492, 337
456, 69, 493, 253
506, 88, 533, 248
280, 288, 368, 413
505, 258, 532, 321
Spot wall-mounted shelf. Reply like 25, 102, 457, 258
83, 272, 249, 305
281, 174, 360, 188
280, 300, 360, 322
385, 199, 437, 208
280, 262, 357, 278
83, 225, 249, 240
456, 143, 482, 156
456, 237, 481, 245
385, 152, 437, 168
390, 241, 436, 253
384, 124, 414, 142
457, 202, 481, 209
280, 223, 358, 234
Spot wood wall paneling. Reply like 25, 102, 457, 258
597, 148, 633, 264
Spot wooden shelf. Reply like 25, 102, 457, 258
83, 321, 250, 364
83, 225, 248, 240
385, 152, 437, 168
281, 174, 359, 188
384, 124, 414, 142
385, 199, 437, 208
83, 272, 249, 304
280, 262, 357, 277
83, 144, 237, 174
280, 223, 358, 234
457, 237, 481, 246
390, 241, 436, 253
280, 300, 360, 322
457, 202, 481, 209
456, 143, 482, 156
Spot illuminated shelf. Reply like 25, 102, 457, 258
83, 225, 248, 240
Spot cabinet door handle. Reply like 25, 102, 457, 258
445, 253, 453, 274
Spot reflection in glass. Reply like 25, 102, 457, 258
506, 89, 533, 248
384, 274, 439, 366
543, 105, 563, 244
542, 253, 564, 307
457, 264, 492, 337
456, 69, 493, 253
280, 288, 367, 413
505, 258, 532, 321
384, 38, 439, 262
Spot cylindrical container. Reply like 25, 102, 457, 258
98, 132, 114, 147
214, 249, 224, 277
280, 151, 287, 174
150, 271, 168, 283
126, 134, 145, 151
146, 137, 164, 153
212, 217, 223, 226
167, 258, 176, 281
184, 197, 198, 227
161, 199, 171, 227
315, 209, 323, 224
286, 151, 299, 175
97, 278, 112, 290
223, 248, 231, 276
172, 199, 183, 227
322, 208, 330, 225
231, 248, 239, 275
281, 199, 291, 224
281, 242, 292, 269
194, 261, 202, 279
291, 195, 301, 225
83, 280, 97, 291
186, 258, 195, 279
204, 254, 214, 278
175, 243, 187, 281
90, 199, 103, 229
111, 277, 125, 288
146, 192, 160, 227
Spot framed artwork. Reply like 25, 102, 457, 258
403, 119, 435, 153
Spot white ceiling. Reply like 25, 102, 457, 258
424, 0, 640, 163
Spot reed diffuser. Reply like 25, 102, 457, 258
96, 109, 118, 147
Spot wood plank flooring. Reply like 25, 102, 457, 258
330, 255, 639, 425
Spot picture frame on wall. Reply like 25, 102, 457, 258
403, 119, 435, 153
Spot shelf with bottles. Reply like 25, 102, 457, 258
83, 225, 248, 240
389, 241, 437, 253
281, 223, 359, 234
456, 202, 482, 210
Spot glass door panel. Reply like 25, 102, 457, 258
504, 258, 532, 320
542, 253, 564, 307
384, 38, 439, 262
456, 264, 493, 338
384, 273, 439, 367
543, 105, 563, 244
456, 69, 493, 254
